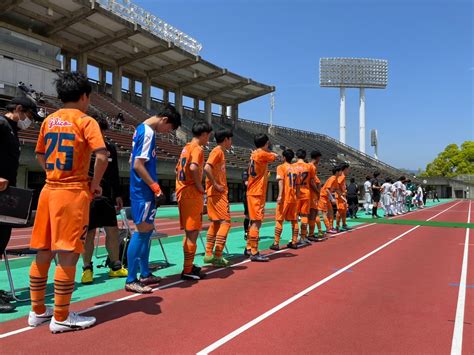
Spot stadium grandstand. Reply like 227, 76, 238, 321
0, 0, 436, 208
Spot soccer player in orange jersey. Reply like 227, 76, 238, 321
246, 134, 279, 261
28, 72, 108, 333
293, 149, 317, 245
307, 150, 325, 242
176, 121, 212, 280
270, 149, 300, 250
336, 162, 352, 231
203, 128, 233, 267
317, 166, 343, 235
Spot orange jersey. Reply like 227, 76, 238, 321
35, 108, 105, 189
276, 162, 298, 204
205, 146, 227, 196
337, 173, 347, 198
176, 141, 204, 199
320, 175, 339, 198
293, 161, 315, 200
247, 149, 277, 196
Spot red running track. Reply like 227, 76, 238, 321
0, 201, 471, 354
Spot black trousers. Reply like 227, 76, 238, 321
0, 225, 13, 258
347, 196, 359, 217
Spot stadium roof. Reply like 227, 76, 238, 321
0, 0, 274, 106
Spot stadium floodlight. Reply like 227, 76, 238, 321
370, 128, 378, 160
320, 58, 388, 154
95, 0, 202, 55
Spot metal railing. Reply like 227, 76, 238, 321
95, 0, 202, 55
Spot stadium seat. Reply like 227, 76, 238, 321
121, 208, 170, 268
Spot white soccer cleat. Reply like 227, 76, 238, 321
49, 312, 96, 333
28, 306, 54, 327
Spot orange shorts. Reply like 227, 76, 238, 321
317, 196, 332, 213
337, 198, 348, 211
276, 202, 297, 221
247, 194, 266, 221
207, 194, 230, 221
178, 196, 204, 231
30, 186, 90, 253
297, 199, 310, 215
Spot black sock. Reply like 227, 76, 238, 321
372, 206, 377, 216
244, 218, 250, 234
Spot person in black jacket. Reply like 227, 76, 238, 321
81, 116, 127, 284
0, 96, 39, 313
347, 177, 359, 218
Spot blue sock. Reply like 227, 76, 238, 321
138, 231, 153, 278
126, 232, 142, 283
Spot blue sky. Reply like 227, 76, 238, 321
104, 0, 473, 170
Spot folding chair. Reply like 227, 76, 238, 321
94, 227, 108, 259
122, 208, 170, 267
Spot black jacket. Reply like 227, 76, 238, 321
89, 140, 121, 200
0, 115, 20, 187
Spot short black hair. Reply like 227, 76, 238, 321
385, 177, 391, 182
340, 162, 350, 170
296, 149, 306, 159
399, 176, 406, 181
55, 71, 92, 103
254, 133, 269, 148
157, 104, 181, 130
214, 128, 233, 143
366, 175, 371, 180
192, 120, 213, 137
282, 149, 294, 163
350, 177, 355, 183
373, 171, 380, 177
332, 165, 342, 175
93, 114, 109, 131
310, 150, 322, 159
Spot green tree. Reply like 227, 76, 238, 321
421, 141, 474, 177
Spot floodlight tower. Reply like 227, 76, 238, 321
320, 58, 388, 153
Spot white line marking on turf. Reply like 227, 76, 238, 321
450, 200, 471, 355
0, 201, 458, 340
197, 201, 463, 354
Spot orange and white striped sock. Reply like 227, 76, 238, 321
30, 261, 51, 315
274, 220, 283, 245
214, 222, 231, 258
53, 265, 76, 322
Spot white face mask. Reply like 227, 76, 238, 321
17, 116, 32, 130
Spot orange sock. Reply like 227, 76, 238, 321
205, 222, 218, 257
308, 219, 316, 236
342, 211, 347, 226
30, 261, 51, 315
215, 222, 231, 258
316, 216, 322, 233
183, 237, 197, 273
322, 214, 331, 231
248, 227, 259, 255
54, 265, 76, 322
274, 220, 283, 245
300, 216, 308, 239
291, 221, 299, 244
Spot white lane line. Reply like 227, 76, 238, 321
450, 200, 471, 355
197, 201, 462, 354
0, 201, 457, 339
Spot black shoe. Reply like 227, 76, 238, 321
307, 235, 318, 242
269, 244, 280, 251
286, 242, 298, 249
244, 248, 251, 257
181, 265, 205, 280
0, 298, 16, 313
0, 290, 14, 303
250, 253, 269, 262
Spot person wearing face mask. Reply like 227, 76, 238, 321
0, 95, 39, 313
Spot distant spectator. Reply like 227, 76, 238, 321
115, 112, 123, 130
433, 190, 440, 202
111, 116, 116, 128
37, 108, 46, 122
347, 177, 359, 218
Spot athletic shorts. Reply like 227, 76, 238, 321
31, 186, 90, 253
131, 199, 156, 225
88, 197, 118, 230
247, 194, 266, 221
317, 196, 332, 213
276, 202, 297, 221
178, 196, 204, 231
373, 194, 381, 203
297, 199, 310, 215
207, 194, 230, 222
336, 198, 347, 211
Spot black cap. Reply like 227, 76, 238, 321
10, 96, 41, 121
